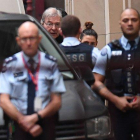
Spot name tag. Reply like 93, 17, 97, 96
112, 51, 122, 56
34, 96, 42, 112
66, 53, 86, 62
14, 72, 23, 77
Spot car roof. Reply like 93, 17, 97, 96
0, 12, 32, 21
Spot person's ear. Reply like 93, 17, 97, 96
119, 20, 122, 29
38, 35, 42, 43
96, 41, 98, 46
77, 27, 82, 40
16, 36, 21, 46
79, 27, 82, 34
59, 28, 64, 37
40, 19, 44, 26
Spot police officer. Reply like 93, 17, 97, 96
0, 21, 66, 140
80, 21, 100, 65
92, 8, 140, 140
80, 21, 98, 47
60, 15, 98, 85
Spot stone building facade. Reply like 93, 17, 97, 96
65, 0, 140, 49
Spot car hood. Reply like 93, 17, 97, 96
59, 80, 107, 121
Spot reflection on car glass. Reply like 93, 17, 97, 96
61, 71, 74, 79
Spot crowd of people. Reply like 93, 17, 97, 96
41, 7, 99, 70
40, 7, 140, 140
0, 6, 140, 140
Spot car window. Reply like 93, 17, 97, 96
0, 21, 76, 80
38, 28, 69, 71
0, 22, 21, 59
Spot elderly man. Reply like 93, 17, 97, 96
41, 7, 63, 44
0, 21, 66, 140
92, 8, 140, 140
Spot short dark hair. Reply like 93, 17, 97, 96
56, 8, 68, 17
61, 15, 81, 37
80, 21, 98, 40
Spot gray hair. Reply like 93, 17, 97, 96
41, 7, 62, 24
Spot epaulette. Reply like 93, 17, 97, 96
5, 55, 17, 64
2, 56, 17, 72
2, 62, 7, 73
108, 40, 124, 50
45, 54, 57, 62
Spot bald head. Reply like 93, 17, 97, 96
119, 8, 140, 40
120, 8, 140, 20
18, 21, 39, 37
16, 21, 42, 57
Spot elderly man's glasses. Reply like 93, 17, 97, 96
43, 22, 60, 28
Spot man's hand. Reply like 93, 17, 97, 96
131, 96, 140, 111
18, 114, 38, 132
29, 124, 43, 137
114, 96, 133, 112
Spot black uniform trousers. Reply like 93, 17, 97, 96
14, 114, 58, 140
108, 102, 140, 140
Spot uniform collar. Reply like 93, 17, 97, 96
121, 35, 140, 50
61, 37, 81, 47
22, 51, 39, 64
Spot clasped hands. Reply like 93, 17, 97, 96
18, 113, 42, 137
114, 96, 140, 112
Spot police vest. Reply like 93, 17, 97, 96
60, 43, 95, 85
105, 39, 140, 96
60, 43, 94, 69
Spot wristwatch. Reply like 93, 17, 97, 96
36, 112, 42, 122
